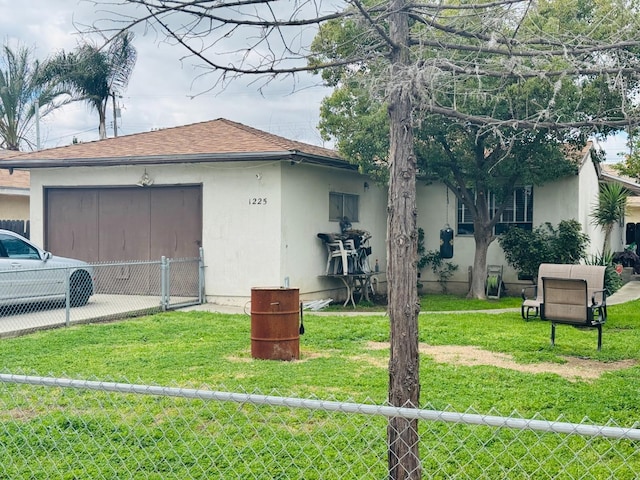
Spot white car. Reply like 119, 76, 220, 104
0, 230, 94, 308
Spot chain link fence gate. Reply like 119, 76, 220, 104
0, 249, 205, 337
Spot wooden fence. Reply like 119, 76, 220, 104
0, 219, 29, 238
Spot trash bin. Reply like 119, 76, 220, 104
250, 287, 300, 361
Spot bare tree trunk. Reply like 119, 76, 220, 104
603, 225, 613, 254
469, 227, 492, 299
387, 1, 421, 478
467, 191, 494, 299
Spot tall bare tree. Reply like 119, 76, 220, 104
93, 1, 640, 477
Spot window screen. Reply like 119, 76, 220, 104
329, 192, 359, 222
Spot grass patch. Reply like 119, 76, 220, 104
420, 293, 522, 311
323, 293, 523, 312
0, 299, 639, 477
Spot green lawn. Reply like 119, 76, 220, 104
323, 292, 523, 312
0, 297, 638, 414
0, 297, 639, 478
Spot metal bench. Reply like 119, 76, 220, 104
521, 264, 573, 320
540, 275, 607, 351
521, 264, 607, 321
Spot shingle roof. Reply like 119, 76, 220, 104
600, 163, 640, 194
0, 119, 348, 170
0, 168, 29, 189
0, 152, 29, 189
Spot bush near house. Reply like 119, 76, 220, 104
498, 220, 589, 281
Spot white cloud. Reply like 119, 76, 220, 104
0, 0, 332, 150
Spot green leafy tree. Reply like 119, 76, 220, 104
0, 43, 68, 150
45, 32, 136, 140
612, 129, 640, 181
590, 182, 630, 253
313, 15, 596, 299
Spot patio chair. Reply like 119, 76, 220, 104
325, 239, 358, 275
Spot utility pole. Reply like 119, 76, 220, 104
112, 93, 118, 137
35, 99, 40, 150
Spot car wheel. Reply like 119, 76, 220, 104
70, 270, 92, 307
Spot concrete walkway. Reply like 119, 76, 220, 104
606, 280, 640, 305
0, 282, 636, 339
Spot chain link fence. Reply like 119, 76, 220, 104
0, 373, 639, 479
0, 252, 204, 337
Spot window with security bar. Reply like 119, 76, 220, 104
457, 186, 533, 235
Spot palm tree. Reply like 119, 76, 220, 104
0, 43, 68, 150
591, 182, 630, 253
46, 32, 137, 140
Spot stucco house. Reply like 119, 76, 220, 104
600, 163, 640, 222
0, 120, 627, 304
0, 150, 30, 225
0, 119, 388, 306
415, 144, 627, 295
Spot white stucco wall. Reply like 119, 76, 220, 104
25, 154, 618, 304
28, 163, 285, 305
280, 163, 388, 301
416, 158, 610, 295
0, 193, 29, 220
27, 161, 389, 306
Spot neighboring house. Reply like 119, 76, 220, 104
600, 163, 640, 226
0, 119, 388, 306
0, 150, 29, 223
0, 121, 629, 303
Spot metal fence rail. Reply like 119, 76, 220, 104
0, 373, 639, 479
0, 251, 205, 337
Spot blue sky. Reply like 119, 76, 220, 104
596, 132, 629, 164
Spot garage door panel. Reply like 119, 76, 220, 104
150, 186, 202, 260
46, 189, 99, 262
46, 186, 202, 266
98, 188, 151, 262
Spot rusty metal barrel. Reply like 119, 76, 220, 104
250, 287, 300, 361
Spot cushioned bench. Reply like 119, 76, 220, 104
521, 264, 572, 319
521, 264, 607, 320
540, 274, 607, 351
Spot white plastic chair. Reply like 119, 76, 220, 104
325, 240, 358, 275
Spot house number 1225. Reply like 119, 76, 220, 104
249, 198, 268, 205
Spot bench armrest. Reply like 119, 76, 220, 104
521, 285, 537, 300
591, 288, 607, 307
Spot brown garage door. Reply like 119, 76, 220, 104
46, 186, 202, 262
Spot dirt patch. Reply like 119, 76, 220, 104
367, 342, 636, 381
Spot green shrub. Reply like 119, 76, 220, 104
586, 250, 623, 295
498, 220, 589, 280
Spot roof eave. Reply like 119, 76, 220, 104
0, 150, 356, 171
600, 171, 640, 194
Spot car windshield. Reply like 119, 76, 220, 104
0, 234, 41, 260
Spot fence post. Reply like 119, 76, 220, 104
64, 268, 71, 327
161, 256, 169, 311
199, 247, 206, 304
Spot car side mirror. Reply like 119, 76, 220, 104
43, 251, 52, 261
